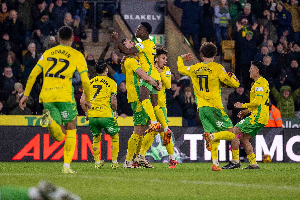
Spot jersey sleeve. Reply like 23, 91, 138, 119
76, 53, 88, 75
242, 82, 265, 109
219, 66, 240, 88
24, 65, 43, 96
161, 67, 171, 89
177, 56, 192, 76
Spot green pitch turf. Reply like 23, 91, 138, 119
0, 162, 299, 200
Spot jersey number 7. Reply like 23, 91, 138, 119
92, 85, 102, 100
197, 75, 209, 92
46, 57, 69, 79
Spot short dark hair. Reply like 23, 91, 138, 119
95, 60, 107, 74
200, 42, 217, 58
252, 61, 267, 76
58, 26, 73, 41
141, 22, 152, 34
156, 46, 168, 57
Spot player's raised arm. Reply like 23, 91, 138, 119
111, 32, 139, 55
177, 53, 193, 76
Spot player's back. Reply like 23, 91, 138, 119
88, 75, 117, 118
39, 45, 87, 103
123, 56, 140, 103
190, 62, 230, 109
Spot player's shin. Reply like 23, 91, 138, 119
64, 129, 77, 166
212, 131, 235, 141
93, 134, 101, 163
211, 140, 220, 166
48, 120, 65, 142
141, 99, 157, 123
159, 132, 175, 156
125, 132, 140, 162
154, 106, 168, 129
139, 131, 157, 156
111, 133, 119, 162
136, 135, 143, 155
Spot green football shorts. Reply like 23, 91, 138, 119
198, 106, 233, 133
139, 79, 158, 94
131, 100, 150, 126
43, 102, 78, 125
235, 116, 265, 137
89, 117, 119, 137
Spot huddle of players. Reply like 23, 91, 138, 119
20, 22, 269, 173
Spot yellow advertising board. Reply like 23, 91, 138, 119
0, 115, 182, 126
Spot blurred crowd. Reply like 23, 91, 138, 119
1, 0, 300, 127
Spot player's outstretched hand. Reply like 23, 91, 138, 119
85, 101, 92, 110
181, 53, 193, 61
114, 111, 119, 118
121, 55, 128, 64
234, 102, 243, 108
19, 95, 28, 110
237, 109, 249, 118
111, 32, 118, 40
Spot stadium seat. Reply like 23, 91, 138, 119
221, 40, 235, 72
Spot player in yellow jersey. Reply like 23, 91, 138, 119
112, 22, 172, 143
222, 61, 269, 170
120, 38, 159, 168
19, 26, 91, 174
178, 42, 240, 171
80, 61, 120, 169
136, 46, 178, 168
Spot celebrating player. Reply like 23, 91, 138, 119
137, 46, 178, 168
120, 38, 159, 168
19, 26, 91, 174
112, 22, 172, 145
178, 42, 240, 171
222, 61, 269, 170
80, 61, 120, 169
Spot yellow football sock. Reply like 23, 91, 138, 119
141, 99, 157, 122
154, 106, 168, 129
111, 133, 119, 162
247, 153, 257, 165
213, 131, 235, 141
136, 135, 143, 155
232, 149, 239, 162
159, 132, 174, 155
125, 132, 140, 161
139, 131, 156, 156
211, 139, 220, 160
93, 134, 101, 163
64, 129, 77, 164
48, 120, 65, 141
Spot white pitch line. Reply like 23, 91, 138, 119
0, 173, 299, 191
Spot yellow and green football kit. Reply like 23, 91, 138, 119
24, 45, 90, 166
87, 75, 119, 163
236, 77, 269, 137
178, 56, 239, 133
178, 56, 239, 164
24, 45, 90, 124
